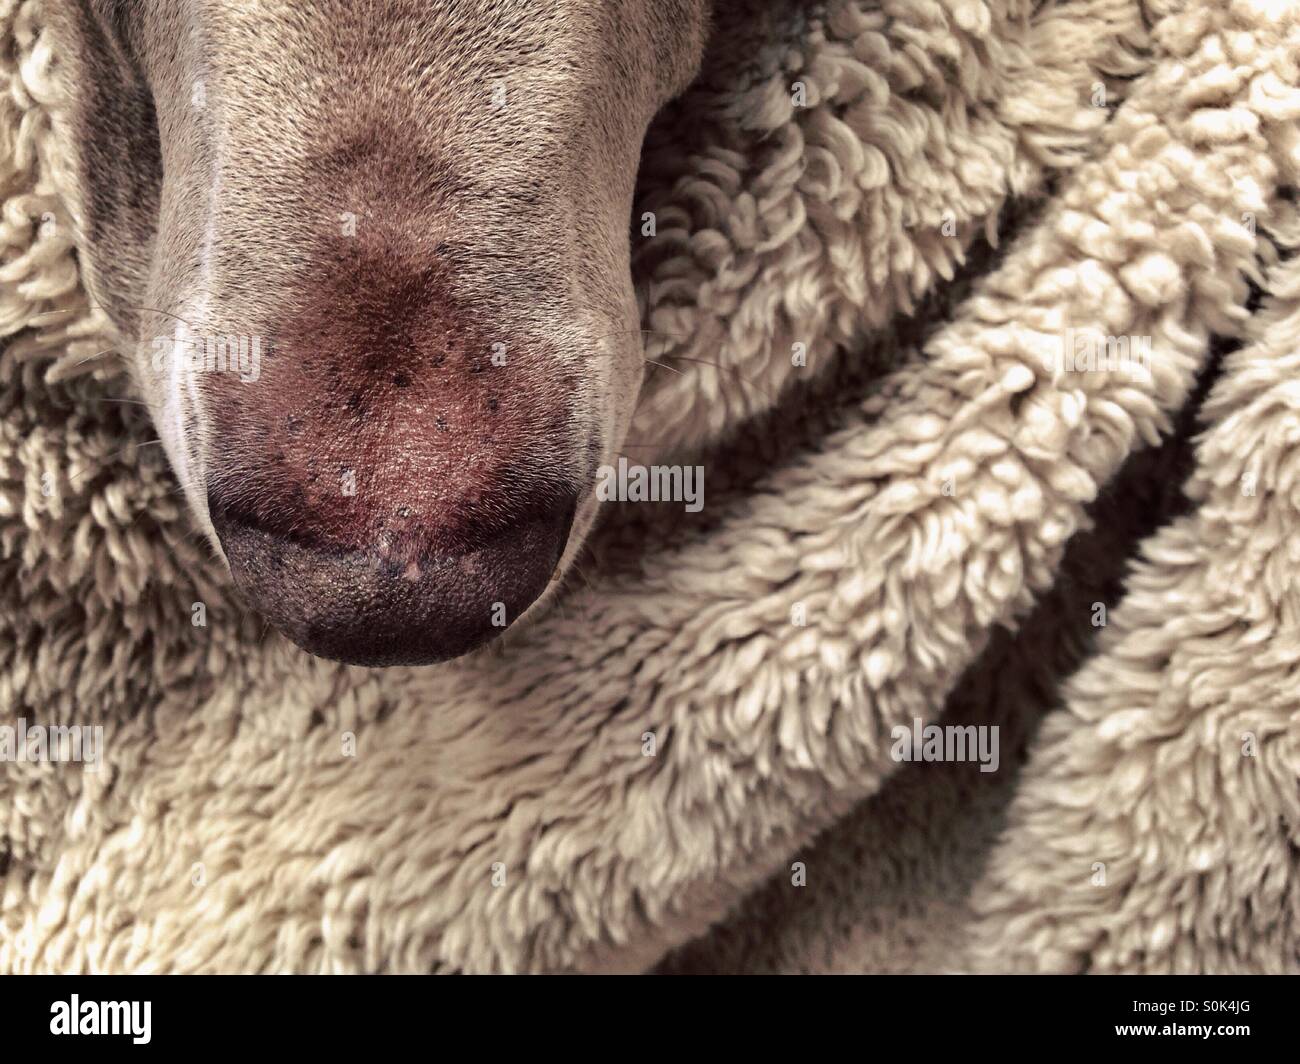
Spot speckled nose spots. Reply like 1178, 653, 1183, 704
202, 236, 576, 560
197, 214, 583, 663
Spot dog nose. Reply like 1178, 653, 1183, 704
209, 491, 577, 667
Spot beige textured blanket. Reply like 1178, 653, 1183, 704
2, 0, 1299, 973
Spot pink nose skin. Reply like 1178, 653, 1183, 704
195, 202, 584, 666
210, 489, 576, 666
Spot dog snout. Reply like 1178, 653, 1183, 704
210, 486, 577, 667
195, 247, 589, 666
201, 342, 584, 666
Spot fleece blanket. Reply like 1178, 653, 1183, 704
2, 0, 1299, 974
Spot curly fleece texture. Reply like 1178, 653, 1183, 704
2, 0, 1299, 973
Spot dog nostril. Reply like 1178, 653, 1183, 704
208, 490, 577, 667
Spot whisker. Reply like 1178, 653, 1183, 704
653, 353, 781, 407
551, 595, 575, 630
587, 327, 782, 407
152, 479, 197, 502
70, 348, 122, 368
116, 301, 209, 332
28, 299, 209, 334
67, 439, 166, 482
58, 334, 205, 372
570, 558, 597, 593
567, 559, 598, 628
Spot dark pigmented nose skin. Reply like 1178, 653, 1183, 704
211, 492, 577, 667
